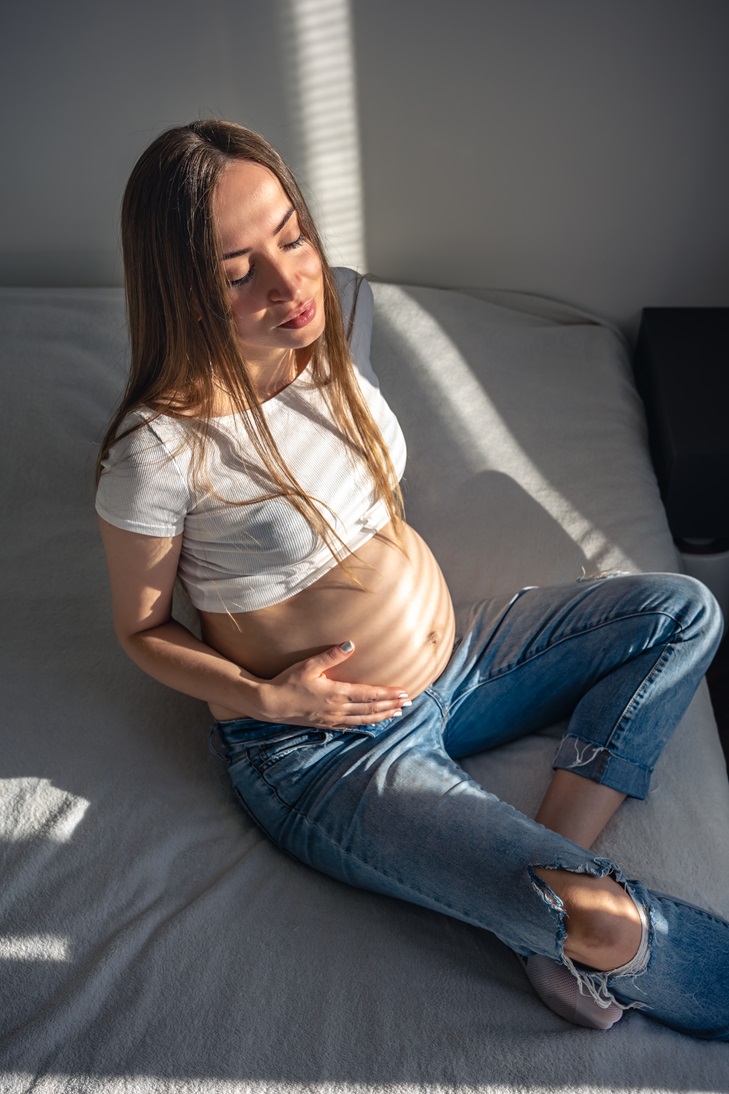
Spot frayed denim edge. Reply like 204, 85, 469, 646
528, 857, 652, 1014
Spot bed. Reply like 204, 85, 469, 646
2, 280, 728, 1093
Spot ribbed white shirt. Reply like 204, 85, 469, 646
95, 269, 407, 612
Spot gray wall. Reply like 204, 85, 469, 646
2, 0, 728, 333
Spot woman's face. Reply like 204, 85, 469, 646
212, 160, 325, 368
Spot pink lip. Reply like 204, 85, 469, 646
278, 299, 316, 330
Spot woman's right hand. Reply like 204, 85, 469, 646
254, 641, 410, 729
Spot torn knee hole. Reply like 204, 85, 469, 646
530, 863, 646, 970
528, 861, 651, 1014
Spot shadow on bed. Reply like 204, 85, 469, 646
2, 286, 728, 1093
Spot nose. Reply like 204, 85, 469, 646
266, 257, 298, 303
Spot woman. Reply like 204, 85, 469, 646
96, 120, 729, 1039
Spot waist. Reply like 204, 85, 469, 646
201, 521, 455, 716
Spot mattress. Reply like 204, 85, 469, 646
1, 282, 728, 1093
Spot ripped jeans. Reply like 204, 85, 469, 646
212, 573, 729, 1038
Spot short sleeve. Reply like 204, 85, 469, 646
95, 417, 191, 537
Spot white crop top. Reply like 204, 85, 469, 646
95, 269, 407, 613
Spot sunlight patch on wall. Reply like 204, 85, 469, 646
279, 0, 366, 270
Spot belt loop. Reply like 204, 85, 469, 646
208, 723, 227, 761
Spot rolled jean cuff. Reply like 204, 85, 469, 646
552, 734, 652, 799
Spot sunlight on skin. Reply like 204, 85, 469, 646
202, 523, 454, 699
535, 772, 642, 971
534, 866, 643, 971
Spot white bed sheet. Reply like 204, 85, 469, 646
1, 283, 728, 1094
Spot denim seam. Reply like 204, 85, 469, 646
449, 608, 685, 715
600, 643, 673, 756
423, 687, 448, 738
554, 641, 675, 796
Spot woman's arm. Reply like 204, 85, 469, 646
97, 518, 408, 727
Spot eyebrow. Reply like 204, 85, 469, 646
222, 207, 296, 261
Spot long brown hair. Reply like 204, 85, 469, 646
97, 120, 403, 558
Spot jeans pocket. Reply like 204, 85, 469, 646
253, 729, 333, 773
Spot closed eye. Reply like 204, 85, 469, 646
228, 235, 306, 289
229, 269, 255, 289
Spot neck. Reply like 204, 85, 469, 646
207, 344, 316, 417
250, 349, 295, 401
250, 345, 316, 403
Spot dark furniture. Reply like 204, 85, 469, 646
633, 307, 729, 544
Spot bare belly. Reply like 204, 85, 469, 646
200, 521, 456, 720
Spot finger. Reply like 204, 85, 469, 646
340, 687, 410, 705
338, 697, 411, 716
302, 641, 357, 674
324, 708, 405, 728
325, 697, 414, 726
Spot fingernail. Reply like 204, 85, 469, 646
401, 700, 412, 707
393, 710, 403, 717
398, 692, 409, 698
340, 640, 354, 652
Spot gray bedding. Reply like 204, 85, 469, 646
1, 281, 728, 1093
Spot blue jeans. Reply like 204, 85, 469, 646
212, 573, 729, 1039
